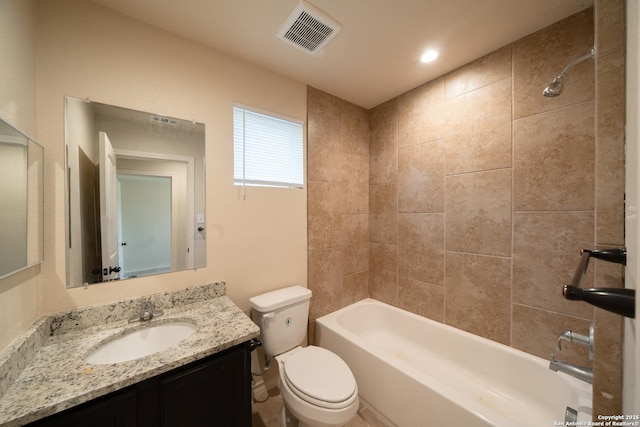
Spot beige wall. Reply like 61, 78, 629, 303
309, 5, 627, 416
35, 0, 307, 313
0, 0, 41, 353
0, 0, 308, 351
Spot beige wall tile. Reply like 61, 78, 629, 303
514, 101, 595, 211
513, 9, 594, 119
308, 6, 625, 413
594, 257, 624, 288
398, 277, 444, 322
593, 308, 623, 417
369, 99, 398, 185
342, 152, 369, 214
596, 51, 625, 245
308, 181, 343, 251
343, 271, 368, 306
445, 253, 511, 345
342, 213, 369, 276
445, 78, 512, 175
445, 169, 512, 256
307, 86, 370, 334
512, 304, 592, 365
308, 87, 343, 183
308, 248, 343, 320
445, 45, 512, 100
307, 86, 341, 115
595, 0, 625, 57
369, 147, 398, 186
369, 243, 398, 305
308, 115, 342, 183
398, 213, 444, 285
397, 77, 445, 148
341, 101, 369, 157
594, 1, 624, 414
398, 140, 444, 213
513, 211, 594, 319
369, 184, 397, 244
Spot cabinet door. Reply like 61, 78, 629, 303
160, 346, 250, 427
29, 388, 137, 427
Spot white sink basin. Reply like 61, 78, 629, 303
85, 321, 197, 365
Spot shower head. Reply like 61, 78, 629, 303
543, 79, 563, 97
543, 48, 595, 97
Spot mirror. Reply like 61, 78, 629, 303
64, 97, 206, 288
0, 117, 44, 279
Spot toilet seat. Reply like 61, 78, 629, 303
282, 346, 357, 410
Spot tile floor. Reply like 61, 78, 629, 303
251, 388, 391, 427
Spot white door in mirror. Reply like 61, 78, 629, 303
99, 132, 120, 280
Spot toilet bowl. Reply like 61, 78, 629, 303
249, 286, 359, 427
276, 346, 359, 427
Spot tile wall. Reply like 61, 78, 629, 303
592, 0, 626, 417
307, 87, 369, 341
308, 2, 625, 417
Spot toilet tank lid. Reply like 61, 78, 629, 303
249, 286, 312, 312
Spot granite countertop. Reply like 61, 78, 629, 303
0, 282, 260, 426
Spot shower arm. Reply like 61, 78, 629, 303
551, 48, 595, 83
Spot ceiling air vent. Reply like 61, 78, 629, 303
277, 1, 342, 55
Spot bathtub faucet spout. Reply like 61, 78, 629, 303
548, 354, 593, 384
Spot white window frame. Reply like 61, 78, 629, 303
233, 102, 305, 189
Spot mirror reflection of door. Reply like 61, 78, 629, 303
79, 147, 101, 284
80, 139, 190, 283
117, 156, 192, 274
99, 132, 120, 280
117, 174, 171, 279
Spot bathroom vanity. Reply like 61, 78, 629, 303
29, 343, 250, 426
0, 282, 260, 427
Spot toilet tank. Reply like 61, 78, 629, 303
249, 286, 312, 357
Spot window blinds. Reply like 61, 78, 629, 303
233, 104, 304, 188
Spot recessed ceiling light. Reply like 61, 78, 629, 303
420, 49, 439, 63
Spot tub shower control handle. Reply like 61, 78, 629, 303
563, 285, 635, 318
564, 247, 634, 318
569, 248, 626, 289
584, 248, 626, 265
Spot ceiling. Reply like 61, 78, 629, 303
90, 0, 593, 109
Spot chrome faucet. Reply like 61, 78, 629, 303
129, 300, 163, 323
549, 354, 593, 384
548, 323, 594, 384
556, 323, 594, 361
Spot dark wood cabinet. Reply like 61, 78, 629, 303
160, 342, 251, 427
30, 389, 138, 427
29, 343, 251, 427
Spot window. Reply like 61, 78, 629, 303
233, 103, 304, 188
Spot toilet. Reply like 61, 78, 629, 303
249, 286, 359, 427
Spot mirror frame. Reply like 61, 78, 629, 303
0, 116, 44, 280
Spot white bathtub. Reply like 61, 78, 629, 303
316, 299, 592, 427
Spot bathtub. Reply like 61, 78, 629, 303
316, 299, 592, 427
